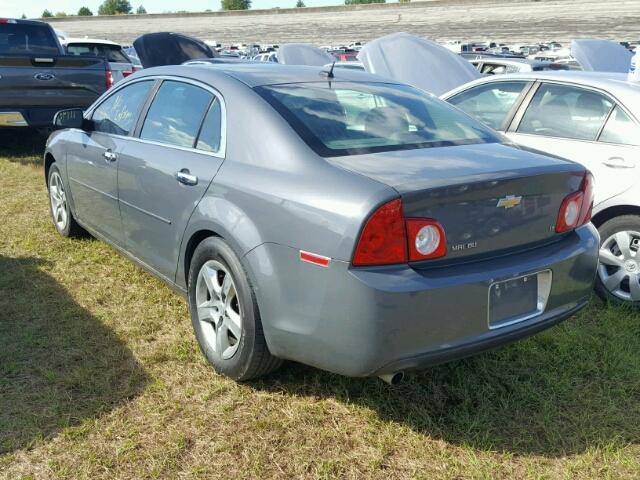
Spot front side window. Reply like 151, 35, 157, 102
448, 81, 528, 130
256, 82, 498, 157
92, 81, 152, 136
141, 81, 213, 148
517, 83, 613, 141
599, 106, 640, 146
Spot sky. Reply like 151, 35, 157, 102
1, 0, 345, 19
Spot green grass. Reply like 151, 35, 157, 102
1, 129, 640, 479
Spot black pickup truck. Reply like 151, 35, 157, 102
0, 18, 110, 129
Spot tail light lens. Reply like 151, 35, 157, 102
352, 199, 447, 266
122, 70, 134, 78
105, 68, 114, 90
406, 219, 447, 261
556, 172, 594, 233
353, 199, 407, 266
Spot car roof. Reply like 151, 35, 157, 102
137, 63, 393, 88
62, 37, 121, 47
471, 57, 551, 67
443, 71, 640, 112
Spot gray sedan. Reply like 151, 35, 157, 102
45, 64, 599, 383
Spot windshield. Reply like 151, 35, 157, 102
256, 82, 499, 157
66, 43, 130, 63
0, 23, 60, 56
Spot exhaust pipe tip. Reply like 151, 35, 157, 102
379, 371, 405, 386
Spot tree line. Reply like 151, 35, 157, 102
39, 0, 408, 18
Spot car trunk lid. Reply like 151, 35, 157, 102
328, 142, 585, 262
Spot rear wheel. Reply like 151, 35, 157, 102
595, 215, 640, 308
47, 164, 86, 237
187, 237, 282, 380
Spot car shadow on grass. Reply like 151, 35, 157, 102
0, 129, 48, 165
0, 256, 149, 454
251, 301, 640, 457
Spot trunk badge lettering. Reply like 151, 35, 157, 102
497, 195, 522, 209
34, 73, 55, 81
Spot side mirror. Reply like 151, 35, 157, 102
53, 108, 86, 130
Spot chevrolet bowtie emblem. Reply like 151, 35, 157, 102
497, 195, 522, 209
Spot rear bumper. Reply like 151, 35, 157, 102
0, 107, 83, 128
0, 111, 28, 127
373, 299, 587, 376
244, 223, 599, 377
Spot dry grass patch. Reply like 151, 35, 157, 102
1, 130, 640, 479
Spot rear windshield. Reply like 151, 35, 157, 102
65, 43, 130, 63
256, 82, 498, 157
0, 23, 60, 56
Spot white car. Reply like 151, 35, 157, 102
443, 71, 640, 305
253, 52, 278, 63
62, 38, 135, 83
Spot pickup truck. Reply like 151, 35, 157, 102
0, 18, 111, 129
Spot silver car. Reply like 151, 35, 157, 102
45, 64, 599, 383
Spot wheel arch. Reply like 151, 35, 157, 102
44, 152, 56, 186
182, 229, 221, 287
591, 204, 640, 228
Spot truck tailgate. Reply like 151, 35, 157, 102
0, 56, 106, 108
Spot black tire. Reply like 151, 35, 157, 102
594, 215, 640, 308
47, 163, 86, 238
187, 236, 282, 381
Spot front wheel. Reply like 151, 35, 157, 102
47, 163, 86, 237
595, 215, 640, 307
187, 237, 282, 381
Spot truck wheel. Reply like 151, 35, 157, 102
595, 215, 640, 308
188, 237, 282, 380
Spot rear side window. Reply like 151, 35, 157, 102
517, 83, 613, 141
256, 81, 498, 157
0, 22, 60, 55
196, 99, 223, 153
141, 81, 213, 148
92, 81, 153, 136
65, 43, 130, 63
448, 81, 527, 130
599, 106, 640, 146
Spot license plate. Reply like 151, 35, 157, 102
488, 270, 552, 329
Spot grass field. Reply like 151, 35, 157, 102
1, 129, 640, 479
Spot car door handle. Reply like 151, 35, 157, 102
102, 150, 117, 162
175, 169, 198, 186
602, 156, 635, 168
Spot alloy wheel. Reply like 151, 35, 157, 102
195, 260, 243, 359
49, 171, 68, 231
598, 230, 640, 302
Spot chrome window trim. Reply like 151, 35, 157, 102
510, 79, 640, 138
84, 75, 228, 159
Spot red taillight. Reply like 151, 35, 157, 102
352, 199, 447, 266
352, 199, 407, 266
406, 219, 447, 261
122, 70, 133, 78
556, 172, 594, 233
105, 68, 114, 90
